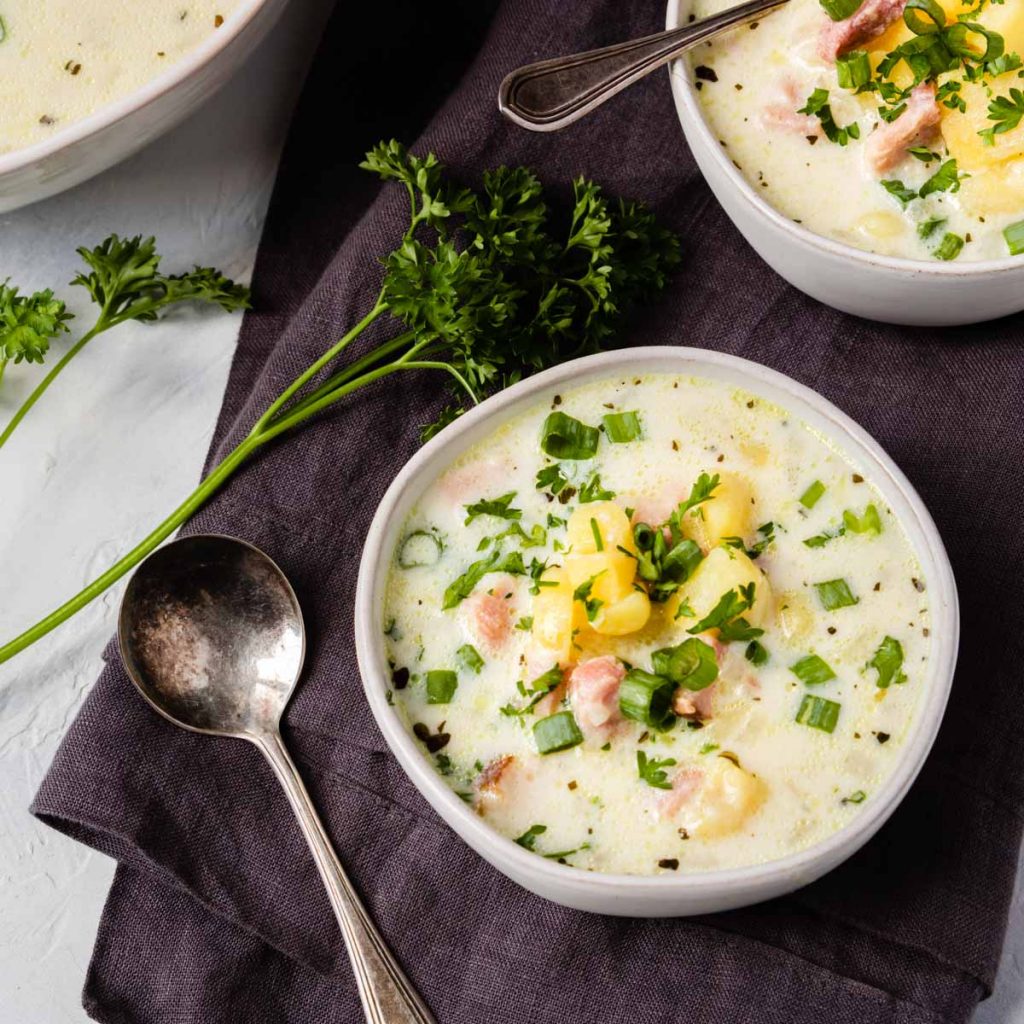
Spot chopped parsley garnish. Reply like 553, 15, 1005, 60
442, 547, 525, 608
636, 750, 677, 790
798, 88, 861, 146
686, 583, 763, 642
790, 653, 837, 686
602, 410, 643, 443
456, 644, 484, 673
536, 462, 570, 496
464, 491, 521, 524
723, 521, 776, 559
573, 573, 605, 622
980, 87, 1024, 145
881, 179, 920, 207
579, 472, 615, 503
917, 216, 948, 239
867, 636, 907, 688
667, 472, 720, 540
514, 824, 547, 850
796, 694, 841, 733
842, 790, 867, 805
745, 640, 769, 666
540, 411, 600, 460
500, 665, 562, 718
918, 158, 964, 199
814, 578, 860, 611
818, 0, 863, 20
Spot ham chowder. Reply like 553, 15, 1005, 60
382, 374, 931, 876
690, 0, 1024, 262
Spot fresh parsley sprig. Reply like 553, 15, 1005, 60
0, 236, 249, 450
0, 142, 681, 664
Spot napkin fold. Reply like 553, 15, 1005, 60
32, 0, 1024, 1021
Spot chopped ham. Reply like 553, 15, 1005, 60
474, 755, 516, 811
866, 83, 942, 172
568, 655, 626, 739
657, 767, 705, 820
439, 460, 512, 502
673, 683, 716, 720
462, 576, 516, 651
819, 0, 907, 62
761, 77, 823, 137
534, 674, 569, 718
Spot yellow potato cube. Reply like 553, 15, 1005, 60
687, 758, 765, 838
680, 472, 754, 551
776, 592, 816, 644
566, 501, 636, 556
666, 545, 772, 630
530, 566, 577, 666
591, 589, 651, 637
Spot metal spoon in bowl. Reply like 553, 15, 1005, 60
118, 534, 434, 1024
498, 0, 788, 132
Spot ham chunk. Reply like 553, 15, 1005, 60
462, 576, 516, 651
657, 767, 705, 820
762, 78, 823, 137
866, 83, 941, 173
474, 755, 518, 813
673, 683, 716, 721
819, 0, 907, 61
568, 655, 626, 739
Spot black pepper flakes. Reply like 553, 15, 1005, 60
874, 731, 891, 745
695, 65, 718, 83
658, 858, 680, 870
392, 666, 410, 690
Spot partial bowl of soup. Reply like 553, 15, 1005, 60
666, 0, 1024, 325
0, 0, 288, 212
355, 347, 958, 917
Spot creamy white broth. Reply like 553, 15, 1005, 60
383, 375, 930, 875
688, 0, 1024, 262
0, 2, 241, 154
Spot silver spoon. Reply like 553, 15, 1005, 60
498, 0, 789, 131
118, 534, 434, 1024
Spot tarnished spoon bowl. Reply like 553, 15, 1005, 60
118, 534, 435, 1024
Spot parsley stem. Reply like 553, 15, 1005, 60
0, 324, 102, 451
0, 358, 6, 388
250, 294, 387, 434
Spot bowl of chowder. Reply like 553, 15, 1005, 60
355, 347, 958, 917
0, 0, 288, 211
666, 0, 1024, 325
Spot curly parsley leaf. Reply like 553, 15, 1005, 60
0, 282, 72, 370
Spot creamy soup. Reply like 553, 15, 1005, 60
690, 0, 1024, 262
0, 2, 241, 154
382, 375, 930, 876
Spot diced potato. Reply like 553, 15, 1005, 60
666, 545, 772, 630
687, 758, 765, 838
854, 211, 906, 242
680, 472, 754, 551
776, 591, 815, 644
565, 551, 635, 603
566, 501, 636, 556
530, 566, 578, 666
591, 589, 651, 637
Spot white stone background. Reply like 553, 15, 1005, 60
0, 2, 1020, 1020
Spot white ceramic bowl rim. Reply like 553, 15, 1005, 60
356, 347, 959, 899
665, 0, 1024, 278
0, 0, 269, 175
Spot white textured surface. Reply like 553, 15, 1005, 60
0, 0, 1020, 1018
0, 0, 330, 1019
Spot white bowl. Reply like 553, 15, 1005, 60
355, 347, 958, 917
0, 0, 289, 212
665, 0, 1024, 326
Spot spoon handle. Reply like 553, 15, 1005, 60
497, 0, 788, 131
256, 730, 436, 1024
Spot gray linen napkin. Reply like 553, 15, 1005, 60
31, 0, 1024, 1021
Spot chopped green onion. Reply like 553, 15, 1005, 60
534, 711, 584, 754
918, 216, 947, 240
842, 790, 867, 805
903, 0, 946, 35
745, 640, 769, 666
814, 578, 859, 611
651, 638, 719, 692
602, 410, 642, 443
398, 530, 443, 568
540, 412, 600, 460
945, 21, 1004, 63
619, 669, 676, 728
425, 670, 458, 704
818, 0, 863, 21
1005, 220, 1024, 256
836, 50, 872, 89
514, 824, 547, 850
867, 636, 907, 688
843, 503, 882, 535
933, 233, 964, 261
590, 517, 604, 552
660, 539, 703, 583
796, 694, 841, 733
881, 179, 919, 207
800, 480, 826, 509
790, 653, 836, 686
457, 644, 484, 674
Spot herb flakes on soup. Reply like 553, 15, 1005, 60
690, 0, 1024, 262
383, 375, 931, 876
